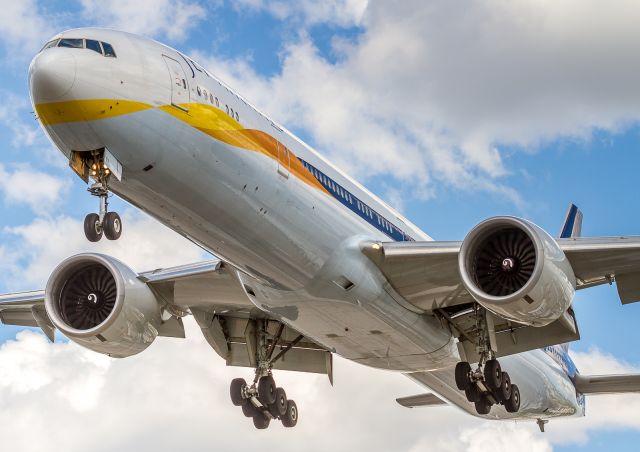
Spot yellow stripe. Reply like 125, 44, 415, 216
35, 99, 152, 125
35, 99, 328, 193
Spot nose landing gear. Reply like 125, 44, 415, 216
83, 152, 122, 242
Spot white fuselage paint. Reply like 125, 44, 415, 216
29, 28, 584, 421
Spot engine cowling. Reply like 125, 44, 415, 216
458, 217, 576, 327
44, 253, 163, 357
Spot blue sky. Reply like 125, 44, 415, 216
1, 1, 640, 451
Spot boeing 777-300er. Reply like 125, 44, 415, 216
2, 28, 640, 432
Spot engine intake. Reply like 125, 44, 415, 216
459, 217, 576, 327
45, 254, 163, 357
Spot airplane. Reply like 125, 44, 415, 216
2, 28, 640, 432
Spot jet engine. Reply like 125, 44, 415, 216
44, 253, 163, 357
458, 217, 576, 327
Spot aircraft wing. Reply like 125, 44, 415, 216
362, 235, 640, 361
0, 259, 332, 379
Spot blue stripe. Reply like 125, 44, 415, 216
298, 158, 414, 241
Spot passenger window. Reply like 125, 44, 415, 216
197, 86, 202, 96
230, 107, 234, 117
209, 93, 214, 104
101, 42, 116, 57
41, 39, 59, 51
215, 97, 219, 107
86, 39, 103, 54
58, 38, 83, 48
235, 112, 239, 122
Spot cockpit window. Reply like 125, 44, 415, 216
86, 39, 103, 54
41, 39, 59, 51
58, 38, 83, 49
101, 42, 116, 58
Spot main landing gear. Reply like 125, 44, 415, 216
454, 358, 521, 415
229, 323, 303, 429
452, 305, 521, 415
84, 151, 122, 242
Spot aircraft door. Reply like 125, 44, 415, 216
277, 142, 290, 179
162, 55, 190, 111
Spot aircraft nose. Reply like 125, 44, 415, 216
29, 50, 77, 102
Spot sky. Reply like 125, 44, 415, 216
1, 0, 640, 450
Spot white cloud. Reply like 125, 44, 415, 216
2, 323, 640, 451
0, 0, 55, 60
0, 210, 206, 291
0, 93, 41, 148
0, 163, 70, 213
79, 0, 208, 41
197, 0, 640, 203
234, 0, 369, 27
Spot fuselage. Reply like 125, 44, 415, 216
29, 28, 584, 421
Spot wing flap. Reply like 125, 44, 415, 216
574, 373, 640, 394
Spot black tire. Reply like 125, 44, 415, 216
455, 362, 472, 390
252, 413, 270, 429
84, 213, 102, 242
103, 212, 122, 240
281, 399, 298, 428
464, 384, 481, 403
484, 359, 502, 390
258, 375, 277, 405
230, 378, 247, 406
474, 395, 491, 415
269, 387, 287, 418
505, 384, 521, 413
242, 401, 259, 418
495, 371, 511, 404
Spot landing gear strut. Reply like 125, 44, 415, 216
453, 306, 521, 415
84, 150, 122, 242
229, 322, 302, 429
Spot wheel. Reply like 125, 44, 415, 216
455, 362, 472, 390
252, 413, 270, 429
269, 387, 287, 418
242, 401, 259, 418
84, 213, 102, 242
281, 399, 298, 428
464, 384, 481, 403
103, 212, 122, 240
230, 378, 247, 406
494, 371, 511, 404
505, 384, 521, 413
258, 375, 277, 405
474, 395, 491, 415
484, 359, 502, 390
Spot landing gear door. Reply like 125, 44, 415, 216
163, 55, 190, 112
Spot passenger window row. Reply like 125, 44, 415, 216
196, 84, 240, 122
41, 38, 116, 58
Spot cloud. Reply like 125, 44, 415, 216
0, 0, 56, 60
233, 0, 369, 27
0, 210, 206, 291
195, 0, 640, 204
0, 93, 41, 148
2, 322, 640, 451
0, 163, 70, 214
79, 0, 208, 41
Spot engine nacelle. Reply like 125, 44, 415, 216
45, 253, 163, 357
459, 217, 576, 327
